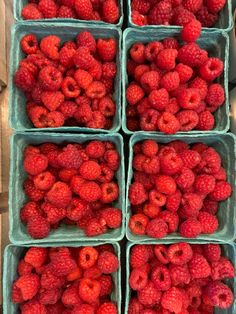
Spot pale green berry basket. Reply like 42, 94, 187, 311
122, 27, 230, 135
125, 240, 236, 314
3, 242, 121, 314
14, 0, 124, 27
9, 22, 122, 133
127, 0, 233, 32
126, 133, 236, 242
9, 132, 125, 245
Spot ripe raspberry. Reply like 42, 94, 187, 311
206, 0, 226, 13
179, 218, 202, 238
160, 71, 180, 91
21, 300, 46, 313
38, 0, 58, 18
98, 251, 119, 274
74, 69, 93, 90
198, 211, 219, 234
159, 210, 179, 233
57, 144, 83, 169
144, 42, 163, 62
199, 57, 224, 81
17, 259, 33, 276
161, 287, 183, 313
97, 302, 117, 314
196, 5, 218, 27
60, 76, 80, 98
102, 0, 119, 24
189, 253, 211, 279
85, 81, 106, 99
167, 242, 193, 265
143, 203, 160, 218
130, 43, 146, 64
177, 88, 201, 110
74, 0, 93, 20
73, 46, 94, 70
78, 278, 101, 303
79, 246, 98, 269
148, 0, 173, 25
14, 273, 40, 301
78, 161, 101, 181
158, 112, 181, 134
166, 190, 181, 212
138, 281, 162, 306
39, 66, 63, 91
156, 49, 178, 71
163, 37, 180, 50
21, 4, 43, 20
182, 0, 203, 13
127, 84, 145, 107
149, 88, 169, 110
98, 96, 116, 118
129, 214, 149, 235
131, 0, 150, 14
181, 192, 203, 217
20, 34, 38, 55
42, 202, 66, 224
40, 35, 60, 60
85, 141, 105, 158
102, 62, 117, 80
128, 297, 144, 314
20, 202, 41, 224
97, 38, 117, 62
181, 19, 202, 43
141, 141, 158, 158
100, 208, 122, 228
99, 275, 113, 296
178, 43, 208, 67
41, 91, 65, 111
129, 182, 147, 205
84, 218, 107, 236
24, 153, 48, 176
140, 71, 160, 93
208, 181, 232, 201
14, 67, 36, 92
130, 245, 150, 269
46, 181, 72, 208
76, 31, 96, 54
175, 63, 193, 83
176, 109, 199, 131
202, 244, 221, 262
27, 215, 50, 239
129, 268, 148, 291
146, 218, 168, 238
24, 247, 47, 268
172, 7, 196, 26
206, 83, 225, 107
23, 178, 46, 201
50, 247, 77, 277
160, 151, 183, 175
155, 175, 176, 195
194, 174, 216, 194
58, 5, 76, 18
86, 111, 106, 129
46, 111, 65, 127
211, 257, 235, 280
169, 263, 191, 286
176, 167, 195, 191
79, 181, 102, 202
204, 281, 233, 309
151, 265, 171, 291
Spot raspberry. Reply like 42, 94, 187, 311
151, 265, 171, 291
97, 302, 117, 314
159, 210, 179, 233
85, 218, 107, 236
74, 103, 93, 124
40, 35, 60, 60
208, 181, 232, 201
176, 109, 199, 131
73, 47, 94, 70
130, 245, 150, 269
145, 42, 163, 62
148, 0, 173, 25
130, 43, 146, 64
58, 5, 76, 18
27, 215, 50, 239
138, 281, 161, 306
14, 274, 40, 301
143, 203, 160, 218
59, 100, 78, 118
182, 0, 203, 13
21, 34, 38, 55
156, 49, 178, 71
163, 37, 180, 50
50, 248, 77, 276
179, 218, 202, 238
39, 288, 61, 305
211, 257, 235, 280
24, 247, 47, 268
169, 264, 191, 286
17, 259, 33, 276
199, 147, 221, 174
158, 112, 180, 134
79, 278, 101, 303
142, 140, 158, 157
38, 0, 58, 18
178, 43, 208, 67
176, 167, 195, 190
20, 202, 40, 225
85, 141, 105, 158
85, 81, 106, 99
132, 10, 147, 26
129, 182, 147, 205
177, 88, 201, 110
175, 63, 193, 83
74, 69, 93, 90
24, 153, 48, 176
195, 174, 216, 194
46, 181, 72, 208
189, 253, 211, 279
79, 181, 102, 202
155, 175, 176, 195
41, 91, 64, 111
198, 211, 219, 234
199, 57, 224, 81
160, 151, 183, 175
98, 251, 119, 274
21, 4, 43, 20
102, 0, 119, 24
139, 109, 159, 131
102, 62, 117, 79
128, 297, 144, 314
126, 84, 145, 106
131, 0, 150, 14
160, 71, 180, 91
100, 181, 118, 203
21, 300, 46, 314
99, 275, 113, 296
74, 0, 93, 20
168, 242, 193, 265
129, 268, 148, 291
42, 202, 66, 224
146, 218, 168, 238
166, 190, 181, 212
46, 111, 65, 127
79, 247, 98, 269
98, 96, 116, 118
23, 179, 45, 201
181, 19, 202, 42
206, 0, 226, 13
196, 5, 218, 27
202, 244, 221, 262
149, 88, 169, 110
172, 7, 195, 26
39, 66, 63, 91
86, 111, 106, 129
204, 281, 233, 309
161, 287, 183, 313
79, 161, 101, 180
100, 207, 122, 228
153, 245, 169, 264
66, 198, 90, 221
206, 83, 225, 107
57, 144, 83, 169
60, 76, 80, 98
97, 38, 117, 62
14, 67, 36, 92
181, 192, 203, 217
140, 71, 160, 93
129, 214, 149, 235
76, 31, 96, 54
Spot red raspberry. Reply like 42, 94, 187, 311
161, 287, 183, 313
211, 257, 234, 280
129, 268, 148, 291
148, 0, 173, 25
79, 181, 102, 202
14, 273, 40, 301
98, 251, 119, 274
58, 5, 76, 18
79, 246, 98, 269
146, 218, 168, 238
38, 0, 58, 18
206, 83, 225, 107
179, 218, 202, 238
127, 84, 146, 108
166, 190, 181, 212
73, 46, 94, 69
189, 253, 211, 279
59, 100, 78, 119
61, 283, 82, 307
140, 71, 160, 93
199, 57, 224, 81
74, 103, 92, 124
46, 111, 65, 127
21, 4, 43, 20
149, 88, 169, 110
139, 109, 158, 131
189, 77, 208, 100
42, 202, 66, 224
99, 275, 113, 296
74, 0, 93, 19
181, 193, 203, 218
85, 141, 105, 158
204, 281, 233, 309
40, 267, 65, 290
180, 149, 201, 169
156, 49, 178, 71
100, 208, 122, 228
97, 38, 117, 62
159, 210, 179, 233
102, 62, 117, 79
98, 96, 116, 118
169, 263, 190, 286
153, 245, 169, 264
76, 31, 96, 54
39, 66, 63, 91
176, 109, 199, 131
61, 76, 80, 98
160, 151, 183, 175
20, 202, 41, 223
46, 181, 72, 208
39, 288, 61, 305
14, 67, 36, 92
29, 105, 49, 128
66, 197, 89, 221
41, 91, 65, 111
196, 5, 218, 27
177, 88, 201, 110
178, 43, 208, 67
86, 81, 106, 99
130, 245, 150, 269
129, 182, 147, 205
194, 174, 216, 194
27, 215, 50, 239
206, 0, 226, 13
202, 244, 221, 262
17, 259, 34, 276
131, 10, 147, 26
85, 218, 107, 236
24, 247, 47, 268
151, 265, 171, 291
131, 0, 150, 14
163, 37, 180, 49
40, 35, 60, 60
50, 247, 77, 276
79, 161, 101, 180
167, 242, 193, 265
175, 63, 193, 83
100, 182, 118, 203
155, 175, 176, 195
142, 140, 158, 157
138, 281, 161, 306
181, 19, 202, 43
158, 112, 180, 134
74, 69, 93, 90
176, 167, 195, 190
20, 34, 38, 55
102, 0, 119, 24
79, 278, 101, 303
21, 300, 46, 314
199, 147, 221, 174
128, 297, 144, 314
172, 7, 195, 26
130, 43, 146, 64
198, 211, 219, 234
57, 144, 83, 169
97, 302, 117, 314
143, 203, 160, 218
208, 181, 232, 201
24, 153, 48, 176
129, 214, 149, 235
182, 0, 203, 13
144, 42, 163, 62
160, 71, 180, 91
86, 111, 106, 129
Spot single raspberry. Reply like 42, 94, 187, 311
99, 275, 113, 296
46, 111, 65, 127
132, 10, 147, 26
73, 46, 94, 70
176, 167, 195, 191
79, 181, 102, 202
140, 71, 160, 93
182, 0, 203, 13
131, 0, 150, 14
129, 214, 149, 235
179, 218, 202, 238
206, 0, 226, 13
86, 111, 106, 129
163, 37, 180, 50
40, 35, 60, 60
167, 242, 193, 265
21, 4, 43, 20
158, 112, 180, 134
208, 181, 232, 201
139, 109, 159, 131
177, 88, 201, 110
74, 0, 93, 19
85, 141, 105, 158
24, 247, 47, 268
102, 0, 119, 24
14, 67, 36, 92
211, 257, 235, 280
151, 265, 171, 291
78, 160, 101, 181
206, 83, 225, 107
74, 69, 93, 90
100, 182, 118, 203
50, 247, 77, 277
181, 19, 202, 42
17, 259, 33, 276
14, 273, 40, 301
78, 278, 101, 304
23, 179, 45, 201
27, 215, 50, 239
199, 57, 224, 81
141, 140, 158, 158
160, 71, 180, 91
195, 174, 216, 194
176, 109, 199, 131
189, 253, 211, 279
138, 281, 162, 306
126, 83, 145, 107
196, 5, 218, 27
57, 144, 83, 169
149, 88, 169, 111
148, 0, 173, 25
130, 43, 146, 64
129, 268, 148, 291
178, 43, 208, 67
198, 211, 219, 234
39, 288, 61, 305
98, 96, 116, 118
161, 287, 183, 313
155, 175, 176, 195
74, 103, 93, 124
97, 302, 118, 314
60, 76, 80, 98
84, 218, 107, 236
85, 81, 106, 99
166, 190, 181, 212
58, 5, 76, 18
204, 281, 233, 309
156, 49, 178, 71
172, 7, 196, 26
20, 34, 38, 55
153, 245, 169, 264
189, 77, 208, 101
39, 66, 63, 91
175, 63, 193, 83
202, 244, 221, 262
129, 182, 147, 205
144, 42, 163, 62
42, 202, 66, 224
21, 300, 46, 314
130, 245, 150, 269
38, 0, 58, 18
149, 190, 167, 207
20, 202, 41, 223
24, 153, 48, 176
181, 192, 203, 218
41, 91, 65, 111
160, 151, 183, 175
143, 203, 160, 218
169, 263, 191, 286
97, 38, 117, 62
59, 100, 78, 119
100, 208, 122, 228
97, 251, 119, 274
159, 210, 179, 233
78, 246, 98, 269
146, 218, 168, 238
180, 149, 201, 169
102, 62, 117, 80
76, 31, 96, 54
46, 181, 72, 208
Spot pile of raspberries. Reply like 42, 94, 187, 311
20, 140, 122, 239
14, 31, 118, 130
126, 20, 225, 134
128, 139, 232, 238
11, 245, 119, 313
128, 243, 234, 312
21, 0, 120, 24
131, 0, 226, 27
